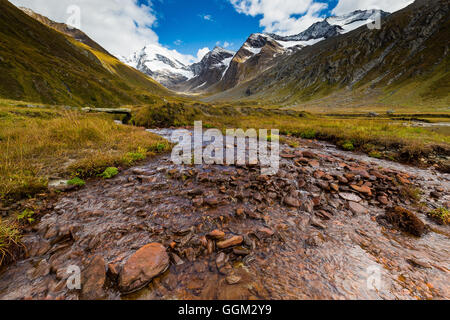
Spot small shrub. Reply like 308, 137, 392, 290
299, 129, 316, 139
67, 177, 86, 187
399, 185, 422, 203
99, 167, 119, 179
17, 208, 35, 224
124, 147, 147, 164
428, 208, 449, 225
341, 141, 355, 151
369, 151, 382, 159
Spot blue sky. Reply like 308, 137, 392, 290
145, 0, 338, 55
10, 0, 414, 58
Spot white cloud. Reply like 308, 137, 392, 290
200, 14, 214, 21
230, 0, 415, 36
174, 39, 183, 46
196, 47, 211, 61
229, 0, 327, 36
216, 41, 233, 48
332, 0, 414, 15
9, 0, 202, 63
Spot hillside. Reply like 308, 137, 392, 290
205, 0, 449, 111
0, 0, 170, 108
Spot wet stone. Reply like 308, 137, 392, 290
119, 243, 170, 294
348, 202, 368, 215
81, 256, 106, 300
217, 236, 243, 249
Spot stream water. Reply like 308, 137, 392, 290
0, 129, 448, 300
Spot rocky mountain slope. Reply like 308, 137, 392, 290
173, 47, 235, 93
121, 44, 196, 89
215, 9, 390, 93
0, 0, 169, 108
123, 9, 389, 92
207, 0, 449, 108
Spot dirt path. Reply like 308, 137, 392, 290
0, 130, 449, 300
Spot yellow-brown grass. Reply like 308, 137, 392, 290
0, 104, 170, 203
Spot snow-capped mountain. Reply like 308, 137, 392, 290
123, 9, 390, 92
326, 9, 390, 33
175, 47, 235, 92
121, 44, 195, 88
268, 10, 390, 44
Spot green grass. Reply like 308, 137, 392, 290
99, 167, 119, 179
17, 208, 35, 224
0, 102, 170, 204
0, 218, 21, 265
428, 208, 449, 225
67, 177, 86, 187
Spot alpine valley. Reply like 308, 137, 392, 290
0, 0, 449, 302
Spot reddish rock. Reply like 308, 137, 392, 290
257, 227, 275, 237
348, 202, 368, 215
81, 256, 106, 300
378, 196, 389, 205
313, 170, 325, 179
317, 181, 330, 191
369, 170, 389, 180
217, 236, 243, 249
119, 243, 169, 293
344, 173, 355, 181
396, 175, 411, 185
351, 185, 373, 196
315, 210, 333, 220
351, 169, 370, 179
236, 207, 245, 217
303, 151, 316, 159
337, 176, 349, 184
208, 229, 226, 240
280, 153, 296, 159
312, 196, 321, 207
308, 160, 320, 168
284, 196, 301, 208
330, 183, 339, 192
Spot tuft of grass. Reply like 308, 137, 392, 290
399, 185, 422, 203
0, 219, 22, 265
67, 177, 86, 187
369, 150, 383, 159
341, 141, 355, 151
99, 167, 119, 179
428, 207, 449, 225
17, 208, 35, 224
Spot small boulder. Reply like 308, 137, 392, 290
217, 236, 243, 249
119, 243, 169, 294
81, 256, 106, 300
348, 201, 368, 215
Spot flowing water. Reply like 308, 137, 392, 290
0, 129, 448, 300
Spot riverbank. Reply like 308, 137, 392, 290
0, 102, 171, 264
0, 129, 448, 300
132, 103, 450, 170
